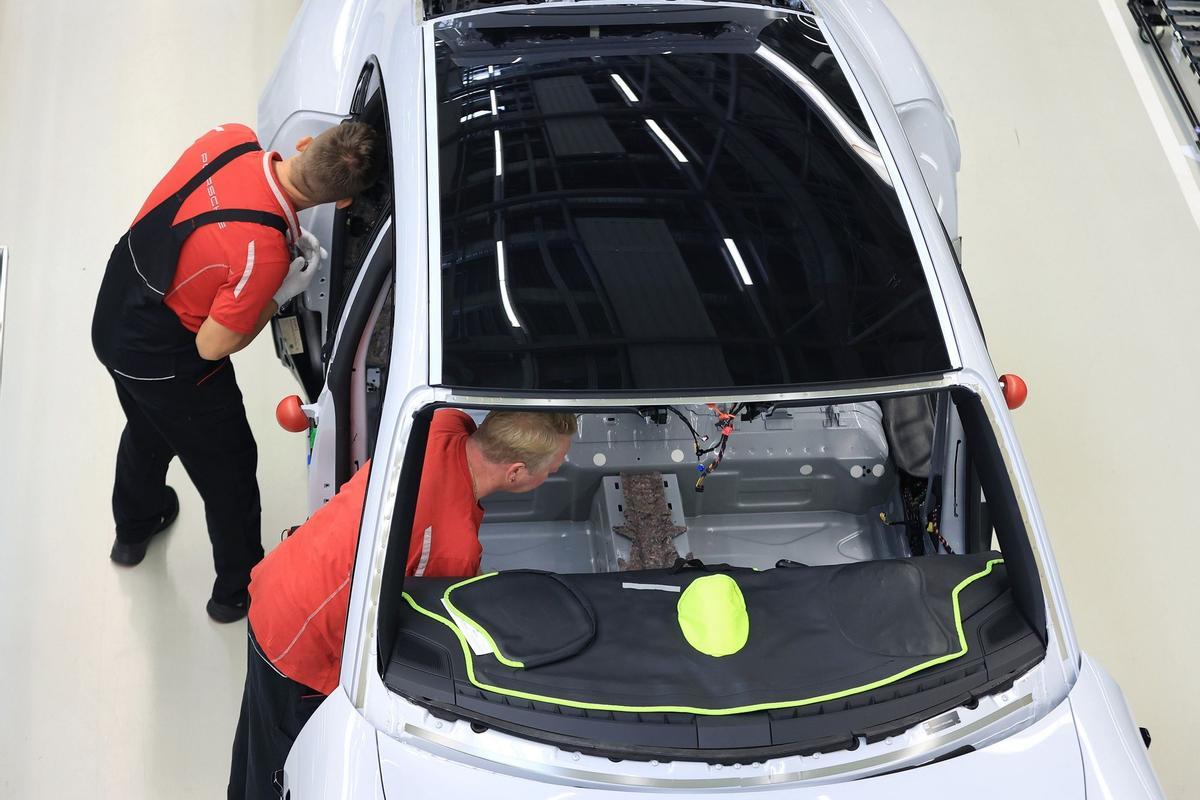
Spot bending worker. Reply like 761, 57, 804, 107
228, 409, 577, 799
91, 122, 383, 623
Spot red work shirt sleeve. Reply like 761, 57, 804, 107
208, 237, 291, 334
408, 518, 483, 578
419, 549, 482, 580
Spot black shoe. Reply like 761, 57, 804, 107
110, 486, 180, 566
206, 596, 249, 624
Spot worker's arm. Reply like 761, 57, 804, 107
196, 231, 327, 360
195, 300, 279, 361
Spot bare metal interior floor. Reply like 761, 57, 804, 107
480, 511, 907, 573
479, 404, 909, 573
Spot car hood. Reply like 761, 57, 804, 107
378, 699, 1083, 798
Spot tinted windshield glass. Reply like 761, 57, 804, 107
435, 8, 951, 392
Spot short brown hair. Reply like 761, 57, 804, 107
475, 411, 578, 472
293, 121, 384, 203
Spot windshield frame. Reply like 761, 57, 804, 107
360, 373, 1049, 770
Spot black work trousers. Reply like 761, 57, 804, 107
228, 629, 325, 800
110, 359, 263, 603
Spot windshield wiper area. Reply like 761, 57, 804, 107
436, 7, 785, 66
426, 0, 814, 22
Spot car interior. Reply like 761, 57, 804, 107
475, 400, 956, 574
378, 394, 1048, 762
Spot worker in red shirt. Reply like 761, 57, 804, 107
227, 409, 577, 800
91, 122, 383, 622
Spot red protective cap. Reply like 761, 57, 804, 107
999, 374, 1028, 410
276, 394, 309, 433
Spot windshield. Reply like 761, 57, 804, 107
434, 7, 952, 392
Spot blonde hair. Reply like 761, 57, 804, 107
293, 121, 384, 203
475, 411, 578, 472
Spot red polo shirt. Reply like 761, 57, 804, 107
406, 410, 486, 578
248, 410, 485, 694
134, 123, 300, 334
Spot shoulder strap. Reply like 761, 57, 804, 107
171, 140, 262, 203
173, 208, 289, 240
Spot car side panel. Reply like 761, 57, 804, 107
257, 0, 372, 145
282, 689, 385, 800
895, 98, 960, 238
306, 386, 339, 512
1071, 654, 1166, 799
820, 0, 961, 238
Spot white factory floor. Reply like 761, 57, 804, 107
0, 0, 1195, 797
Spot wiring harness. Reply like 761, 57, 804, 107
665, 403, 745, 492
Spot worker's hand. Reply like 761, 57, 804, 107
295, 228, 327, 272
273, 254, 318, 308
273, 229, 326, 307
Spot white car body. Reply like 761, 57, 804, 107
257, 0, 1164, 796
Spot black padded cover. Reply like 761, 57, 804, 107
402, 553, 1009, 713
448, 570, 596, 667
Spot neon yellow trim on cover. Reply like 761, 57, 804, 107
677, 574, 749, 657
440, 573, 525, 668
401, 558, 1004, 716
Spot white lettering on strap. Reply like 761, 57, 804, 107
415, 526, 433, 577
199, 150, 225, 227
233, 240, 255, 298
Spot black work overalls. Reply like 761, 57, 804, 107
92, 140, 289, 604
